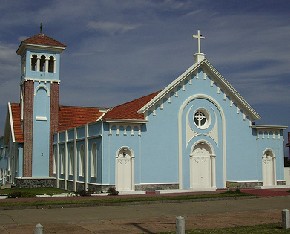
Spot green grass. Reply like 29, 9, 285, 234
0, 189, 252, 208
0, 187, 68, 197
162, 223, 290, 233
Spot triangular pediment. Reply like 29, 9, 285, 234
138, 58, 260, 121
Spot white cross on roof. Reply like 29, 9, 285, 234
192, 30, 205, 54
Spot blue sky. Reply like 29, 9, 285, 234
0, 0, 289, 148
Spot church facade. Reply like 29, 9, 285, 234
0, 31, 287, 192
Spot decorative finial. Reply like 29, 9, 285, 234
40, 23, 43, 34
192, 30, 205, 54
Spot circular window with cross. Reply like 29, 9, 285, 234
194, 109, 210, 129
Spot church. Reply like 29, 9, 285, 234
0, 30, 287, 192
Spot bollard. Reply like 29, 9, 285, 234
282, 209, 290, 229
176, 216, 185, 234
34, 223, 43, 234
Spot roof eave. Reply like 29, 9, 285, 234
138, 60, 203, 113
16, 43, 66, 55
251, 125, 288, 130
104, 119, 148, 124
7, 102, 16, 143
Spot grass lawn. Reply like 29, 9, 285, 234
189, 223, 290, 233
0, 188, 252, 208
0, 187, 68, 197
162, 223, 290, 233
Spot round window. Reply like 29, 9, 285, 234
194, 109, 210, 129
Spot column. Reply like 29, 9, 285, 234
85, 124, 89, 191
211, 154, 216, 188
36, 56, 40, 72
64, 131, 68, 190
73, 128, 77, 192
56, 133, 60, 188
45, 58, 49, 72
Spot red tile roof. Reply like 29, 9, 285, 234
8, 91, 160, 139
21, 33, 66, 48
103, 91, 160, 121
10, 103, 24, 143
58, 106, 103, 132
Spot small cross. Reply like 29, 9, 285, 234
192, 30, 205, 54
40, 23, 43, 34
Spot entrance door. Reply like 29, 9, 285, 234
262, 150, 276, 186
190, 142, 214, 189
116, 147, 134, 191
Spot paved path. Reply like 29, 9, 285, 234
0, 195, 289, 233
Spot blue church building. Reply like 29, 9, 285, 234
0, 30, 287, 192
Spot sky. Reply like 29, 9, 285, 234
0, 0, 289, 151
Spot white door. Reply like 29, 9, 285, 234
262, 150, 276, 186
190, 143, 213, 189
116, 148, 134, 191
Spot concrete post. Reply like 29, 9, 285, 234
176, 216, 185, 234
282, 209, 290, 229
34, 223, 43, 234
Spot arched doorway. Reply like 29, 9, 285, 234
190, 142, 216, 189
116, 147, 134, 191
262, 149, 276, 186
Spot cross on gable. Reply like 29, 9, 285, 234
192, 30, 205, 54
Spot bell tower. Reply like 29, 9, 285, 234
16, 31, 66, 177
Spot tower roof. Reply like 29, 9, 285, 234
16, 33, 66, 55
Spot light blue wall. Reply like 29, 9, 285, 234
32, 83, 50, 177
24, 50, 61, 81
51, 63, 285, 190
256, 130, 285, 180
101, 66, 285, 189
102, 124, 141, 185
17, 145, 23, 177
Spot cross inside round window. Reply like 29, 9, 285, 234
194, 109, 210, 129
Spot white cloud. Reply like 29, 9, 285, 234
87, 21, 141, 35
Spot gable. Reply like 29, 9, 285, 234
138, 58, 260, 121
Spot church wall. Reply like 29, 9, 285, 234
102, 123, 141, 187
256, 130, 285, 181
53, 122, 104, 191
17, 145, 23, 177
32, 82, 50, 177
25, 50, 61, 81
138, 69, 226, 188
137, 67, 271, 189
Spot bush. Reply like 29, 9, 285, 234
7, 191, 35, 198
107, 187, 119, 196
75, 190, 91, 197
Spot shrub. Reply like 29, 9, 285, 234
107, 187, 119, 196
76, 190, 91, 197
7, 191, 35, 198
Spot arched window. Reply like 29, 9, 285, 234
79, 145, 85, 176
91, 143, 97, 177
39, 55, 46, 72
69, 145, 74, 175
31, 55, 37, 71
48, 56, 54, 73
